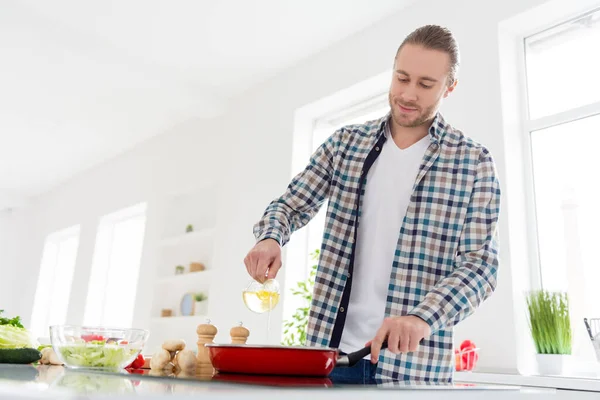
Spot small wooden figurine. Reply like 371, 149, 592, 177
230, 322, 250, 345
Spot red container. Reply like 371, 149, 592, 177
454, 347, 480, 371
206, 344, 339, 376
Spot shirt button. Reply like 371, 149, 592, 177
340, 307, 345, 313
375, 146, 380, 151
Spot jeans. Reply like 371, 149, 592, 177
328, 357, 378, 386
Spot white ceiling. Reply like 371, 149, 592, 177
0, 0, 413, 210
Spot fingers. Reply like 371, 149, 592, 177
266, 253, 282, 280
370, 326, 389, 364
408, 335, 420, 353
370, 316, 427, 363
244, 240, 281, 283
255, 259, 270, 283
387, 330, 400, 354
243, 253, 257, 280
398, 334, 410, 353
244, 250, 268, 282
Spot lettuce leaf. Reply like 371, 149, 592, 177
58, 344, 138, 369
0, 325, 39, 349
0, 310, 24, 329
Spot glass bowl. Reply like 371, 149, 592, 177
49, 325, 149, 371
242, 278, 280, 313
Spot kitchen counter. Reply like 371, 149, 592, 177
0, 364, 596, 399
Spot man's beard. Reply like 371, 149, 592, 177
389, 94, 439, 128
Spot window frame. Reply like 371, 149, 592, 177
519, 6, 600, 291
498, 0, 600, 377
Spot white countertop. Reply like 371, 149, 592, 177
0, 365, 596, 399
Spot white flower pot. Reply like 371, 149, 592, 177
535, 354, 571, 376
195, 301, 208, 316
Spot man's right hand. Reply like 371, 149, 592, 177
244, 239, 282, 283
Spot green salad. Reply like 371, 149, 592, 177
58, 343, 138, 369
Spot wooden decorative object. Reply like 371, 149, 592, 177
161, 309, 173, 317
196, 320, 218, 372
190, 262, 205, 272
230, 322, 250, 345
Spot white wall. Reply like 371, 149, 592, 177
2, 0, 556, 373
0, 211, 16, 316
2, 116, 226, 334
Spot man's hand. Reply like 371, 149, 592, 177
368, 316, 431, 364
244, 239, 282, 283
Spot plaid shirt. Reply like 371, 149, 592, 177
253, 112, 501, 382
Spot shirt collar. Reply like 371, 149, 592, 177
378, 111, 446, 144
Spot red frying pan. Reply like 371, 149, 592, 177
205, 342, 387, 377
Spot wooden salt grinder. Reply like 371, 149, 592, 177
197, 320, 218, 369
230, 322, 250, 345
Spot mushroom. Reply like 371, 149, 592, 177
40, 348, 51, 364
150, 348, 172, 371
162, 339, 185, 352
40, 347, 62, 365
174, 349, 196, 372
47, 350, 62, 366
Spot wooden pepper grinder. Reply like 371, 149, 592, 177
230, 322, 250, 345
196, 319, 218, 372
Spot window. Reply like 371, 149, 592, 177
30, 225, 80, 338
83, 203, 147, 328
524, 8, 600, 357
525, 8, 600, 120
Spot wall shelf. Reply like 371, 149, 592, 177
160, 228, 215, 247
154, 270, 213, 285
146, 184, 218, 352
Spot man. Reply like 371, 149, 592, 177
244, 25, 501, 384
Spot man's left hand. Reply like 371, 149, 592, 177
368, 316, 431, 364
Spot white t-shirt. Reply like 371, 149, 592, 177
339, 124, 430, 355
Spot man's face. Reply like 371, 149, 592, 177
389, 44, 456, 128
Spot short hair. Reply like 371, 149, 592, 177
397, 25, 460, 85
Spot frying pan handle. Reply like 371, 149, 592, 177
343, 341, 388, 367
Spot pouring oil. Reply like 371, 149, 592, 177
242, 290, 280, 313
242, 279, 280, 343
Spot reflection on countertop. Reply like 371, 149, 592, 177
0, 364, 528, 399
0, 365, 508, 395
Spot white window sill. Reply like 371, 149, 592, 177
455, 371, 600, 392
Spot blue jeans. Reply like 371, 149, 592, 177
329, 357, 378, 385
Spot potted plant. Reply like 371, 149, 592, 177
526, 290, 572, 375
186, 224, 194, 233
281, 249, 319, 346
194, 292, 208, 316
175, 265, 185, 275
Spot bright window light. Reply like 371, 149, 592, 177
30, 225, 80, 338
83, 202, 147, 328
